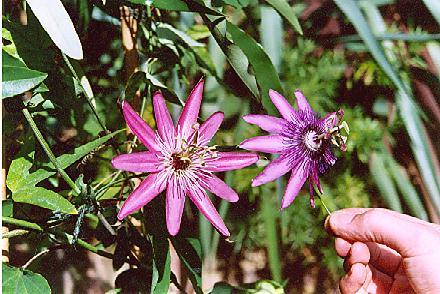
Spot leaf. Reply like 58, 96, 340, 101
2, 200, 14, 218
129, 0, 222, 16
6, 130, 35, 192
2, 264, 51, 294
12, 130, 123, 192
385, 155, 428, 220
13, 187, 78, 214
369, 152, 402, 212
124, 71, 146, 102
260, 6, 283, 72
26, 0, 83, 59
2, 50, 48, 99
264, 0, 303, 35
171, 237, 203, 294
226, 21, 283, 115
144, 72, 184, 106
421, 0, 440, 25
157, 23, 204, 48
151, 236, 171, 294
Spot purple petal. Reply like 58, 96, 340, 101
153, 92, 174, 144
280, 162, 308, 209
117, 172, 167, 220
251, 155, 291, 187
310, 163, 322, 193
202, 174, 239, 202
309, 181, 315, 208
294, 90, 312, 113
122, 101, 160, 151
205, 152, 259, 172
166, 177, 186, 236
242, 114, 286, 134
187, 186, 230, 236
112, 152, 163, 173
268, 89, 296, 120
177, 78, 204, 139
198, 112, 224, 145
240, 135, 285, 154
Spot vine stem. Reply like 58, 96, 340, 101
22, 245, 64, 269
22, 109, 80, 194
314, 187, 334, 216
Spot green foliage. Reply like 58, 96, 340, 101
2, 264, 51, 294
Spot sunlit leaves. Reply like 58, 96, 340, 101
2, 265, 51, 294
13, 187, 78, 214
2, 50, 48, 99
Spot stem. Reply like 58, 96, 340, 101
2, 216, 43, 232
314, 187, 333, 215
22, 245, 64, 269
2, 229, 30, 239
22, 109, 80, 194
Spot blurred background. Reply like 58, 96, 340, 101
2, 0, 439, 293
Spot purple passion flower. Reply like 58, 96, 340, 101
112, 79, 258, 236
240, 90, 348, 209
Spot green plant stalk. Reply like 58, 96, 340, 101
2, 216, 43, 232
62, 54, 108, 133
2, 229, 30, 239
261, 186, 282, 282
22, 108, 80, 194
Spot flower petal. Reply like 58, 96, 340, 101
198, 111, 224, 145
166, 177, 186, 236
294, 90, 312, 113
268, 89, 296, 120
240, 135, 285, 154
153, 91, 174, 144
117, 172, 167, 220
251, 155, 291, 187
280, 161, 308, 209
187, 186, 230, 236
202, 174, 239, 202
112, 152, 163, 173
242, 114, 286, 134
122, 101, 160, 151
177, 78, 204, 139
205, 152, 259, 172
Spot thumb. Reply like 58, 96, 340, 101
326, 208, 435, 257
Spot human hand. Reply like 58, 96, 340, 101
325, 208, 440, 294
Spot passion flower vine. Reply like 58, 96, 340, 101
112, 79, 258, 236
240, 89, 349, 209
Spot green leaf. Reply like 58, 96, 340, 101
26, 0, 83, 59
369, 152, 402, 212
226, 21, 283, 115
6, 130, 35, 193
157, 23, 204, 48
264, 0, 303, 35
2, 200, 14, 218
130, 0, 222, 16
421, 0, 440, 25
13, 187, 78, 214
2, 264, 51, 294
19, 130, 123, 190
144, 72, 184, 106
171, 237, 203, 294
123, 71, 146, 102
333, 0, 407, 94
2, 50, 48, 99
385, 155, 428, 220
151, 236, 171, 294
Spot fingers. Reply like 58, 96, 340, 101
326, 208, 435, 257
335, 238, 351, 257
343, 242, 370, 272
366, 242, 401, 276
340, 263, 367, 294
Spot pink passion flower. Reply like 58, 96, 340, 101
240, 90, 348, 209
112, 79, 258, 236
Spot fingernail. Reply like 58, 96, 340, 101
330, 211, 355, 229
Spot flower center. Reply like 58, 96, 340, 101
304, 130, 322, 151
171, 153, 192, 171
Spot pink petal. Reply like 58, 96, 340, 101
310, 163, 322, 193
117, 172, 167, 220
205, 152, 259, 172
294, 90, 312, 113
111, 152, 163, 173
166, 177, 186, 236
198, 112, 224, 145
242, 114, 286, 134
202, 174, 239, 202
177, 78, 204, 139
251, 155, 291, 187
268, 89, 296, 120
187, 186, 230, 236
240, 135, 285, 154
280, 162, 308, 209
153, 91, 175, 144
122, 101, 160, 151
